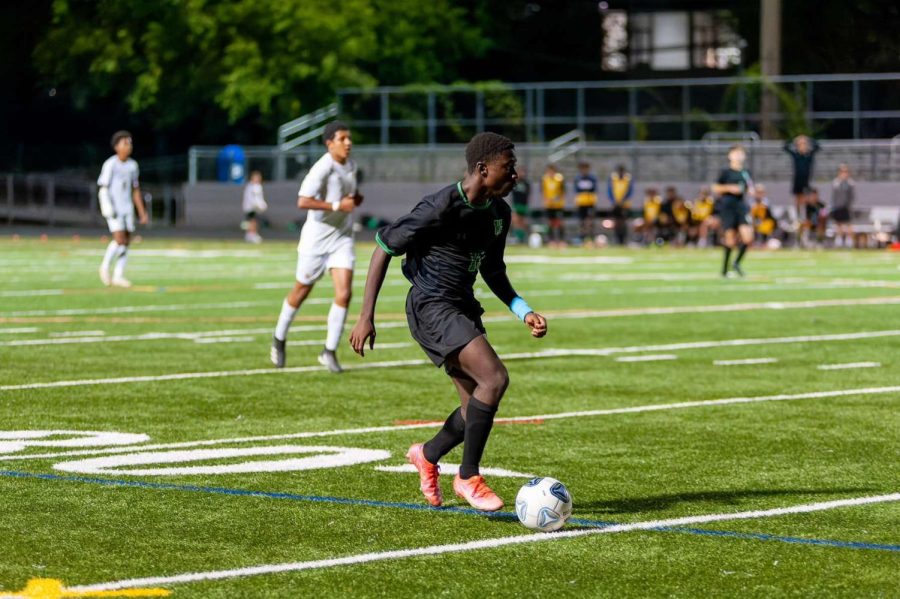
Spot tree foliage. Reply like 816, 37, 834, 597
34, 0, 487, 132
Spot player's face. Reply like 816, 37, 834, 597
115, 137, 133, 159
326, 129, 352, 162
483, 151, 518, 197
729, 149, 745, 167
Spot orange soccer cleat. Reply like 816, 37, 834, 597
406, 443, 443, 506
453, 474, 504, 511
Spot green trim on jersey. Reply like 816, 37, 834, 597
375, 231, 399, 256
457, 180, 492, 210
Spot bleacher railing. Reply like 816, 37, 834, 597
184, 139, 900, 185
335, 73, 900, 145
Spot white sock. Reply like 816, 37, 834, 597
112, 245, 128, 279
274, 299, 298, 341
100, 240, 118, 271
325, 302, 348, 351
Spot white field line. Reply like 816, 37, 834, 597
610, 280, 900, 295
0, 326, 323, 347
69, 493, 900, 593
541, 296, 900, 321
5, 295, 900, 348
614, 354, 677, 362
48, 330, 105, 338
5, 385, 899, 462
2, 278, 895, 310
714, 358, 779, 366
0, 300, 271, 318
503, 255, 634, 264
73, 249, 268, 259
817, 362, 882, 371
0, 289, 64, 297
3, 329, 899, 391
0, 327, 39, 334
193, 336, 256, 344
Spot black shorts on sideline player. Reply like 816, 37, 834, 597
406, 288, 485, 368
831, 206, 851, 223
719, 199, 749, 231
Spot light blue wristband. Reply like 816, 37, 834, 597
509, 296, 533, 321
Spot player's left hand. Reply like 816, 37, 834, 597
524, 312, 547, 338
138, 212, 149, 225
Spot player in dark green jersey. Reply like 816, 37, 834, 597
349, 133, 547, 511
712, 145, 754, 277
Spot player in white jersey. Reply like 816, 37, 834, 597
271, 121, 362, 373
242, 170, 268, 243
97, 131, 147, 287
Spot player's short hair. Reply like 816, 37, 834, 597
465, 132, 515, 172
111, 130, 132, 149
323, 121, 350, 143
728, 144, 745, 154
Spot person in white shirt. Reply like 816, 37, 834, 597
271, 121, 362, 373
97, 131, 148, 287
242, 170, 268, 243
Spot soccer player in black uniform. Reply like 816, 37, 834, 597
712, 145, 754, 277
349, 133, 547, 511
784, 135, 820, 246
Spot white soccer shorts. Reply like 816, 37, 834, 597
106, 213, 135, 234
295, 237, 355, 285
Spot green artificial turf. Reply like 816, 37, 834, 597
0, 236, 897, 598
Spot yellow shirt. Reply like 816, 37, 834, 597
542, 173, 565, 210
691, 197, 714, 222
673, 202, 690, 225
609, 173, 632, 207
643, 196, 661, 221
752, 201, 776, 235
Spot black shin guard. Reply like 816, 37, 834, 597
722, 246, 732, 275
459, 397, 498, 479
423, 407, 465, 465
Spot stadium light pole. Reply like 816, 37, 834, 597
759, 0, 782, 139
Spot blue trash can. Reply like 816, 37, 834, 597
216, 145, 246, 184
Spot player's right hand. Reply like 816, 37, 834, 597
338, 196, 356, 212
349, 318, 376, 357
524, 312, 547, 338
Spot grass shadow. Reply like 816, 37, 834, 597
577, 487, 876, 516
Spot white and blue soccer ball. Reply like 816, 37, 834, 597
515, 477, 573, 532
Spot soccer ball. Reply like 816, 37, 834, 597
515, 477, 573, 532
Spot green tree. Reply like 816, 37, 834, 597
34, 0, 487, 136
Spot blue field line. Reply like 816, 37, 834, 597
2, 469, 898, 553
662, 526, 900, 552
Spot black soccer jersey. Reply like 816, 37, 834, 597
376, 182, 515, 306
784, 139, 820, 186
717, 168, 753, 206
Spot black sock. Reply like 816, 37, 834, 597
423, 407, 465, 465
735, 243, 748, 266
722, 247, 732, 275
459, 397, 498, 479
